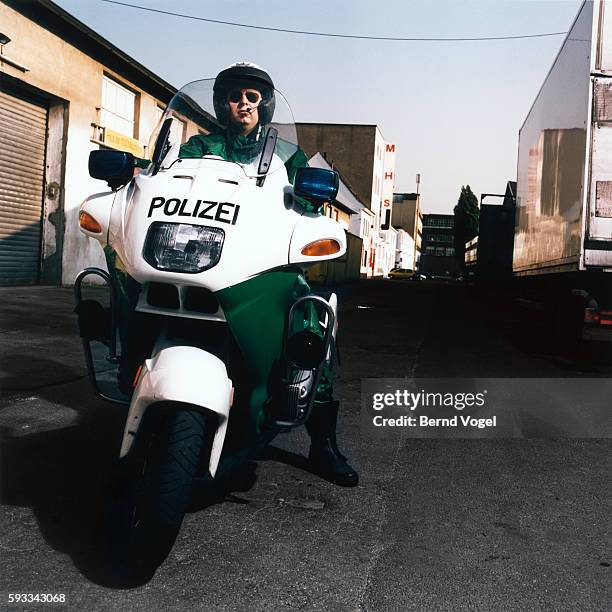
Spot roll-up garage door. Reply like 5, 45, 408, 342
0, 89, 48, 285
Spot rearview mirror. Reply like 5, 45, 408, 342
89, 150, 135, 189
294, 167, 339, 207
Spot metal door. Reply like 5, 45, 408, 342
0, 89, 48, 285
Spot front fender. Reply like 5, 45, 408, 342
120, 346, 232, 477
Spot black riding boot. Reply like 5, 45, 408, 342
305, 400, 358, 487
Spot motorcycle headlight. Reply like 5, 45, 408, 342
143, 222, 225, 273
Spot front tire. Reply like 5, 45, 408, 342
105, 405, 212, 582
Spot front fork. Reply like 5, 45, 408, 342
273, 294, 337, 429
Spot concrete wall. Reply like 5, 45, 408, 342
392, 193, 422, 270
392, 195, 418, 236
0, 2, 172, 285
395, 229, 416, 269
372, 129, 385, 218
297, 124, 377, 210
377, 228, 397, 276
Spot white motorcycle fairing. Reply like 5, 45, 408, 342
101, 156, 346, 292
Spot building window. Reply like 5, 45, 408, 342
424, 217, 454, 229
101, 75, 136, 137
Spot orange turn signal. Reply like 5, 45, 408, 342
79, 211, 102, 233
132, 364, 143, 388
301, 239, 341, 257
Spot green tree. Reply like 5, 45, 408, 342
453, 185, 480, 272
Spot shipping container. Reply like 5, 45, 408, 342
513, 0, 612, 344
515, 0, 612, 274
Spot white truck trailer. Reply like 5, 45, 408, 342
514, 0, 612, 341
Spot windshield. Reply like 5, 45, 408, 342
146, 78, 299, 178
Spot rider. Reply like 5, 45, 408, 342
109, 62, 358, 487
178, 62, 306, 182
181, 62, 357, 487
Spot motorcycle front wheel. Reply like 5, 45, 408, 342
104, 404, 212, 584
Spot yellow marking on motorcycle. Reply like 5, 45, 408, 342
132, 364, 143, 388
148, 196, 240, 225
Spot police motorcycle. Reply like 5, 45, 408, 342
74, 76, 345, 577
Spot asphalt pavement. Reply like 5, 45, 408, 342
0, 281, 610, 611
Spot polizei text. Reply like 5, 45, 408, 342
148, 197, 240, 225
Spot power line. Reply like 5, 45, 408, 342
100, 0, 567, 42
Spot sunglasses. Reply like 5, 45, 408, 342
227, 89, 262, 104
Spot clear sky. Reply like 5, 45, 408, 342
53, 0, 583, 213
